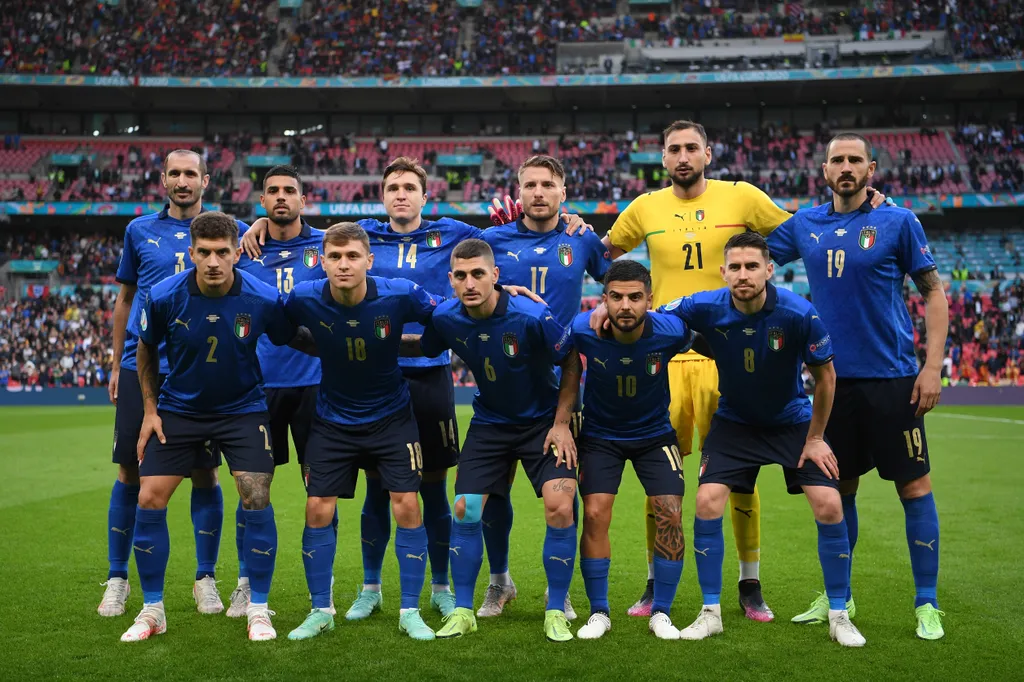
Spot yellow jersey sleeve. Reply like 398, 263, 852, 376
609, 192, 648, 254
732, 181, 793, 236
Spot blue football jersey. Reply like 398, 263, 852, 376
237, 221, 324, 389
138, 269, 296, 415
420, 287, 573, 425
572, 311, 694, 440
116, 206, 249, 374
360, 217, 483, 370
284, 275, 441, 426
482, 218, 612, 325
767, 202, 936, 379
659, 284, 834, 427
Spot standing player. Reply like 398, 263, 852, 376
124, 212, 304, 642
231, 165, 325, 617
407, 238, 583, 642
284, 223, 442, 642
659, 232, 864, 648
571, 260, 697, 641
100, 150, 247, 618
475, 155, 611, 619
768, 133, 948, 640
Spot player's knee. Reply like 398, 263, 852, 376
138, 485, 170, 510
454, 494, 483, 524
582, 501, 611, 533
543, 496, 574, 529
652, 496, 682, 530
191, 467, 218, 488
895, 474, 931, 500
694, 486, 726, 520
810, 494, 843, 525
391, 492, 422, 527
304, 497, 335, 527
117, 463, 140, 486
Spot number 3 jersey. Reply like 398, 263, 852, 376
236, 221, 324, 388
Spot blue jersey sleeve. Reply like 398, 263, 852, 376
137, 293, 165, 346
264, 296, 297, 346
405, 284, 442, 325
657, 295, 702, 333
419, 316, 450, 358
663, 314, 696, 355
766, 215, 801, 266
802, 308, 834, 366
116, 226, 139, 284
896, 213, 937, 276
532, 309, 573, 364
584, 231, 612, 281
438, 217, 486, 240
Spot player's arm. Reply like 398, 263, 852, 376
799, 360, 839, 480
416, 316, 449, 359
240, 217, 269, 258
601, 194, 646, 259
910, 268, 947, 416
399, 333, 424, 357
546, 347, 582, 469
689, 332, 714, 359
765, 214, 801, 266
135, 295, 166, 461
585, 231, 613, 282
109, 281, 137, 404
287, 327, 318, 356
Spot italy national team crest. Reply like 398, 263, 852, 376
302, 248, 319, 268
373, 316, 391, 339
426, 230, 442, 248
502, 332, 519, 357
234, 313, 252, 339
858, 226, 877, 250
695, 209, 705, 222
140, 309, 148, 332
557, 243, 574, 267
646, 352, 662, 376
767, 327, 784, 351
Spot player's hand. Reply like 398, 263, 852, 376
489, 196, 523, 226
107, 366, 119, 405
504, 284, 546, 305
137, 412, 166, 463
798, 437, 839, 479
911, 366, 942, 417
544, 422, 577, 469
241, 217, 270, 259
562, 212, 593, 235
865, 187, 895, 208
589, 301, 612, 337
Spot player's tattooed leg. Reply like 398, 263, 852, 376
650, 495, 685, 562
236, 472, 274, 510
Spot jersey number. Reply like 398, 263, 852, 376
682, 242, 704, 270
439, 419, 456, 449
903, 428, 924, 461
662, 445, 683, 472
175, 252, 186, 274
276, 267, 294, 293
483, 357, 497, 382
826, 249, 846, 278
743, 347, 755, 373
206, 336, 218, 363
617, 374, 637, 398
406, 442, 423, 470
397, 243, 418, 269
346, 337, 367, 361
258, 424, 271, 451
530, 266, 548, 295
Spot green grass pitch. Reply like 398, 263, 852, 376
1, 404, 1022, 680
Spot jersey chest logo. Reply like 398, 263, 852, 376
303, 248, 319, 268
234, 314, 252, 339
373, 316, 391, 339
767, 327, 785, 352
557, 244, 573, 267
646, 352, 662, 375
426, 230, 442, 248
502, 332, 519, 357
858, 226, 877, 250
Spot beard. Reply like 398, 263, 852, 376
670, 166, 704, 190
827, 173, 869, 198
269, 206, 300, 225
609, 310, 647, 333
168, 188, 200, 208
731, 281, 766, 302
524, 203, 559, 222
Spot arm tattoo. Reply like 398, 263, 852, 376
650, 495, 685, 562
236, 471, 274, 510
912, 269, 942, 298
137, 341, 160, 407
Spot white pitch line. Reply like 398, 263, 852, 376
931, 412, 1024, 426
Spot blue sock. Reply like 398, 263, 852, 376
841, 493, 858, 600
107, 480, 139, 580
302, 525, 336, 610
395, 525, 429, 609
652, 555, 684, 615
693, 517, 724, 606
817, 520, 852, 611
482, 489, 513, 575
903, 492, 940, 608
192, 486, 223, 580
243, 505, 277, 604
580, 557, 610, 615
572, 493, 580, 526
449, 520, 483, 610
133, 507, 169, 604
543, 525, 576, 612
360, 477, 391, 585
235, 499, 248, 580
420, 480, 452, 586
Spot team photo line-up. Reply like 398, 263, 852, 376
99, 119, 946, 647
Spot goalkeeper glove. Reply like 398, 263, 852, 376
488, 195, 523, 226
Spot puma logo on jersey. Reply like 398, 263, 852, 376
714, 328, 729, 340
319, 321, 335, 333
914, 539, 937, 551
252, 256, 267, 266
810, 233, 822, 243
454, 337, 468, 347
146, 237, 162, 248
592, 357, 608, 369
507, 250, 522, 262
547, 556, 573, 567
174, 318, 191, 330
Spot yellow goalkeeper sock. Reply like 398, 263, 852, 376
730, 487, 761, 581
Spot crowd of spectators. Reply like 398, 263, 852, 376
2, 230, 122, 281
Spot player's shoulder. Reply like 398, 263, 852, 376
431, 296, 462, 321
772, 286, 815, 317
124, 211, 163, 234
873, 204, 918, 227
649, 310, 687, 333
480, 223, 514, 242
792, 203, 831, 219
427, 216, 479, 237
627, 186, 671, 209
149, 270, 189, 301
572, 310, 598, 336
357, 217, 389, 233
505, 292, 549, 319
373, 275, 419, 296
290, 277, 323, 299
238, 269, 281, 302
303, 225, 326, 246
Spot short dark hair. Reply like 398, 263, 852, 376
662, 120, 708, 148
518, 155, 565, 182
450, 238, 494, 268
603, 260, 652, 292
190, 211, 238, 244
263, 164, 303, 192
826, 133, 873, 162
323, 222, 370, 254
724, 231, 770, 261
164, 149, 208, 177
382, 156, 428, 194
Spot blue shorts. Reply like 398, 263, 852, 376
403, 365, 459, 472
265, 385, 317, 467
455, 419, 575, 498
699, 416, 837, 495
578, 432, 684, 498
305, 408, 422, 499
140, 410, 273, 478
115, 369, 219, 471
